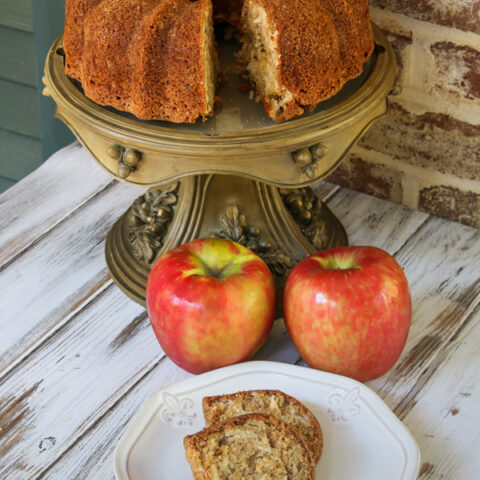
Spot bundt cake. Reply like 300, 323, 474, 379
64, 0, 374, 123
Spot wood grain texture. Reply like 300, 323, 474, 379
0, 285, 154, 479
0, 144, 114, 268
38, 357, 191, 480
0, 147, 479, 480
0, 179, 339, 479
0, 166, 140, 377
325, 186, 429, 253
311, 181, 339, 201
400, 303, 480, 479
367, 218, 480, 410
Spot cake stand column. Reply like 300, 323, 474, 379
105, 174, 347, 306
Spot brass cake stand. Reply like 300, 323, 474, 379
43, 25, 397, 306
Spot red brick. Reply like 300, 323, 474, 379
359, 103, 480, 181
418, 185, 480, 228
326, 154, 404, 202
431, 42, 480, 102
370, 0, 480, 35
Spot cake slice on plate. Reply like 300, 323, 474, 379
184, 413, 315, 479
202, 389, 323, 464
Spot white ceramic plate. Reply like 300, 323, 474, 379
114, 361, 420, 480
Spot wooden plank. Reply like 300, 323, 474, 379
311, 180, 339, 201
0, 176, 141, 377
325, 186, 429, 253
0, 0, 33, 32
0, 129, 43, 181
0, 294, 322, 479
254, 319, 303, 365
0, 175, 15, 194
0, 27, 36, 86
0, 285, 160, 479
399, 304, 480, 480
37, 358, 191, 480
0, 144, 114, 267
14, 321, 307, 479
1, 164, 478, 480
366, 217, 480, 410
0, 79, 40, 138
26, 311, 480, 480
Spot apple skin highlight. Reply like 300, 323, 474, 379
283, 246, 412, 382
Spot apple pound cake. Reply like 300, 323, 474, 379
202, 389, 323, 463
64, 0, 374, 123
184, 389, 323, 479
239, 0, 343, 122
183, 413, 315, 479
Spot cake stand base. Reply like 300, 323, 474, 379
105, 174, 347, 307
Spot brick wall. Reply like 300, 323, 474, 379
326, 1, 480, 228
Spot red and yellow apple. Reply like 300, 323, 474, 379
284, 246, 411, 382
146, 238, 276, 374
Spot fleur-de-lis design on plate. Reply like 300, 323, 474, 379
327, 387, 362, 422
160, 392, 196, 427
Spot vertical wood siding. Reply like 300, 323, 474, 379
0, 0, 42, 193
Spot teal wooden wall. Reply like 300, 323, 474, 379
0, 0, 41, 192
32, 0, 74, 163
0, 0, 73, 194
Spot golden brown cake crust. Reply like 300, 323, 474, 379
321, 0, 363, 80
65, 0, 213, 123
64, 0, 103, 82
80, 0, 159, 115
131, 0, 212, 122
345, 0, 374, 60
184, 413, 315, 480
202, 389, 323, 464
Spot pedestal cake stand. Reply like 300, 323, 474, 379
43, 25, 397, 306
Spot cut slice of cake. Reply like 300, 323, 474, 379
202, 389, 323, 464
184, 413, 315, 479
239, 0, 343, 122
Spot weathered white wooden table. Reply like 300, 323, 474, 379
1, 143, 479, 479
